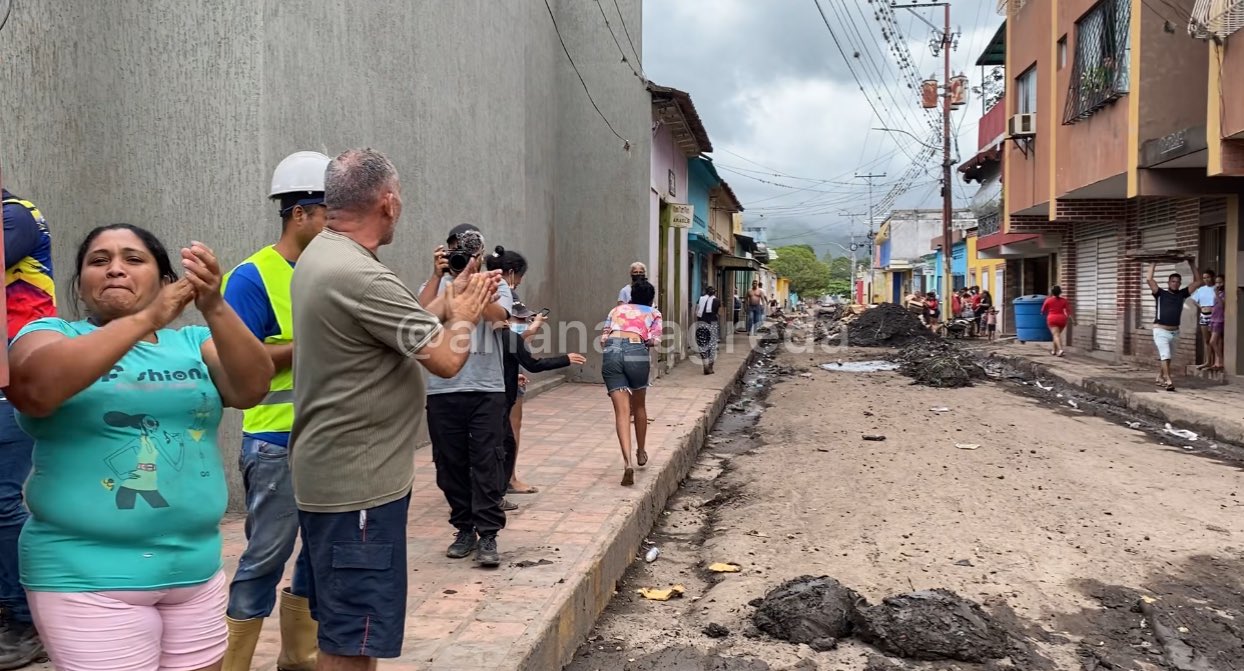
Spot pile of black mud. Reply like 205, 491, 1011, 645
752, 576, 1037, 665
852, 589, 1012, 662
892, 338, 986, 388
846, 304, 934, 348
751, 576, 861, 652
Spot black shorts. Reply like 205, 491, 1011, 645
299, 493, 411, 658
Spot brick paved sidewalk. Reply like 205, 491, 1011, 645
21, 336, 748, 671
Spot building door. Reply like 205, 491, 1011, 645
994, 267, 1004, 333
1138, 215, 1180, 332
1096, 235, 1120, 352
1073, 232, 1119, 353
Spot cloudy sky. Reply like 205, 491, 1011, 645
643, 0, 1003, 259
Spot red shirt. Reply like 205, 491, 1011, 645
971, 293, 982, 309
1042, 296, 1070, 320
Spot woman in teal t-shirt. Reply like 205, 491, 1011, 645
6, 224, 272, 671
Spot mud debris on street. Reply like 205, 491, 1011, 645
566, 314, 1244, 671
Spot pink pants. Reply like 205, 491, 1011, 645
27, 571, 227, 671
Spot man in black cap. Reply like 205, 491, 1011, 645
417, 224, 513, 567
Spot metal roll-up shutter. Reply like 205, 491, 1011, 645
1075, 236, 1100, 333
1138, 201, 1180, 328
1201, 197, 1228, 227
1095, 233, 1119, 352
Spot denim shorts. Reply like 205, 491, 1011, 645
601, 339, 650, 393
298, 493, 410, 658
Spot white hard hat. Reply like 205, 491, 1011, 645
269, 151, 331, 198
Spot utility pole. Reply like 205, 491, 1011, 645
854, 173, 885, 304
840, 210, 868, 305
894, 1, 959, 322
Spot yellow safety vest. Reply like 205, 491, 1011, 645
221, 246, 293, 434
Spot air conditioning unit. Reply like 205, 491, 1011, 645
1008, 113, 1036, 138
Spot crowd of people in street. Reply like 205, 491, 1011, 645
0, 147, 681, 671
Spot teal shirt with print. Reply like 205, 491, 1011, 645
14, 318, 226, 592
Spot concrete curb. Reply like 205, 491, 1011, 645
988, 351, 1244, 446
514, 346, 762, 671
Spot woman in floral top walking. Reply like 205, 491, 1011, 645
600, 280, 663, 486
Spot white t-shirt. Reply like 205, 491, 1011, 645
1192, 285, 1216, 308
618, 283, 658, 309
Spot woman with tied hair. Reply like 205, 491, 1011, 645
6, 223, 272, 671
1041, 285, 1071, 357
599, 279, 662, 486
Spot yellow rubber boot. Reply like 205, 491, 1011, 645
223, 616, 263, 671
277, 588, 319, 671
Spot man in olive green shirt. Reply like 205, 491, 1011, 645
289, 148, 497, 669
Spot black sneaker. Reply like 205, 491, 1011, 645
476, 535, 501, 568
0, 621, 46, 670
446, 528, 478, 559
500, 498, 518, 511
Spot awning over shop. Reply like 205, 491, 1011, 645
690, 232, 728, 254
716, 255, 760, 271
976, 231, 1063, 259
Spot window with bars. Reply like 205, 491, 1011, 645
1063, 0, 1131, 124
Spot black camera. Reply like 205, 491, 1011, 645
446, 230, 504, 275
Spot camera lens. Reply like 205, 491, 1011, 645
448, 251, 469, 273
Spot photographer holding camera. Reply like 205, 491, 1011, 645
417, 224, 513, 568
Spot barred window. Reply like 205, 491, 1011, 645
1063, 0, 1131, 124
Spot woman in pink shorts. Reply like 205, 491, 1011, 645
6, 225, 271, 671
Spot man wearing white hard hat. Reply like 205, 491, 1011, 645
219, 150, 329, 671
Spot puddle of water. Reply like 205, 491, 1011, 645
820, 360, 899, 373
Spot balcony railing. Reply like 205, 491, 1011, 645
1063, 0, 1131, 125
977, 211, 1001, 237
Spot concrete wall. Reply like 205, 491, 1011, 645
1137, 0, 1206, 143
0, 0, 650, 510
1005, 0, 1054, 215
1054, 0, 1129, 197
1218, 39, 1244, 140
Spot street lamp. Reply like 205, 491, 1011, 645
871, 127, 941, 152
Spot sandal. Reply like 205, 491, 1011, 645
621, 468, 635, 487
506, 485, 539, 494
1163, 381, 1177, 392
637, 448, 648, 467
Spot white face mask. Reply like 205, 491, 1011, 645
510, 323, 528, 335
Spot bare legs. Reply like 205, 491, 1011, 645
318, 653, 376, 671
1211, 330, 1225, 370
632, 389, 648, 467
508, 397, 536, 493
609, 388, 649, 486
1049, 325, 1064, 356
1198, 325, 1213, 368
609, 390, 634, 485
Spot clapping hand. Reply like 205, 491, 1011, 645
181, 241, 225, 314
447, 270, 501, 325
142, 277, 195, 331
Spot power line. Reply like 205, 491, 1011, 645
594, 0, 644, 82
811, 0, 922, 162
544, 0, 630, 147
611, 0, 645, 76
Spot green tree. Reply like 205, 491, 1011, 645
771, 245, 832, 297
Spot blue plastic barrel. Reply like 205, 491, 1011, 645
1013, 295, 1052, 342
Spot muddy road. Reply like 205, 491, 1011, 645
566, 345, 1244, 671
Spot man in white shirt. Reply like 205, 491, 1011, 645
1192, 268, 1217, 369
